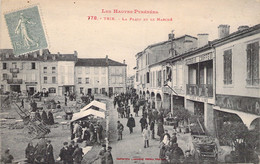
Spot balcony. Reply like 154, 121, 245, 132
7, 79, 22, 84
186, 84, 213, 97
10, 68, 19, 73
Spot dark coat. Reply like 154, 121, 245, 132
25, 145, 35, 163
127, 117, 135, 128
46, 144, 55, 164
105, 151, 113, 164
59, 147, 72, 162
72, 147, 84, 163
139, 118, 147, 127
157, 122, 164, 137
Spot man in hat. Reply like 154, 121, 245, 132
105, 146, 113, 164
117, 121, 124, 140
126, 114, 135, 134
46, 140, 55, 164
171, 132, 177, 144
139, 115, 147, 133
59, 142, 73, 164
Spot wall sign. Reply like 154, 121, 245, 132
186, 52, 213, 65
216, 94, 260, 115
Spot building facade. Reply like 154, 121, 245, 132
134, 24, 260, 136
213, 24, 260, 131
75, 56, 127, 96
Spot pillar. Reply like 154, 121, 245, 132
204, 103, 215, 136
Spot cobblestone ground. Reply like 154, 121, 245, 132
85, 96, 192, 164
84, 96, 234, 164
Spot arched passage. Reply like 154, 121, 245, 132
156, 93, 162, 110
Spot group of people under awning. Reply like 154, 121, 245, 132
70, 100, 107, 145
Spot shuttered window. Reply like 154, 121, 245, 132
223, 49, 232, 85
247, 42, 259, 86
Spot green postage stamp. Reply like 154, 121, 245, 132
4, 6, 48, 55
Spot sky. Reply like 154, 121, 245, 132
1, 0, 260, 76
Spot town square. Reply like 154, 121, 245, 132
0, 0, 260, 163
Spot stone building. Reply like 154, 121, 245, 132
75, 55, 127, 96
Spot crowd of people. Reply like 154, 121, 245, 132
113, 91, 198, 164
71, 120, 104, 145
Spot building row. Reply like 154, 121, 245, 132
0, 49, 127, 97
134, 24, 260, 136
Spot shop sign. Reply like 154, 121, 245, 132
25, 82, 37, 85
216, 94, 260, 115
186, 52, 213, 65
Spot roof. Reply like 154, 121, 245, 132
149, 24, 260, 67
71, 109, 105, 122
212, 23, 260, 47
80, 100, 106, 112
75, 58, 127, 67
0, 49, 77, 61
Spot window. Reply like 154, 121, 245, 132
247, 42, 259, 86
223, 49, 232, 85
52, 67, 56, 73
12, 62, 17, 68
12, 73, 17, 78
146, 72, 150, 83
158, 71, 162, 87
49, 87, 56, 93
136, 72, 139, 82
85, 67, 90, 74
3, 63, 7, 69
44, 77, 47, 83
3, 74, 8, 80
31, 62, 36, 69
78, 78, 82, 84
80, 87, 84, 94
85, 77, 90, 84
43, 67, 47, 73
52, 77, 56, 83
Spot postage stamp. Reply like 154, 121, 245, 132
4, 5, 48, 55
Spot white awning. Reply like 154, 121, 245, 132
214, 106, 260, 128
80, 100, 106, 112
71, 109, 105, 122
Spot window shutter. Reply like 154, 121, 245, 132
247, 44, 252, 85
252, 42, 259, 85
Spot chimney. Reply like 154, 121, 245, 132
123, 60, 125, 64
168, 33, 175, 40
39, 49, 43, 56
52, 54, 56, 60
33, 52, 37, 58
184, 40, 193, 51
106, 55, 108, 64
238, 25, 249, 31
74, 50, 78, 57
44, 54, 47, 60
218, 25, 230, 39
197, 34, 209, 47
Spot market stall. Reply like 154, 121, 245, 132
80, 100, 106, 112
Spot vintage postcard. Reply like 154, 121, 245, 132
0, 0, 259, 164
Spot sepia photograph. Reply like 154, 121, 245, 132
0, 0, 260, 163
